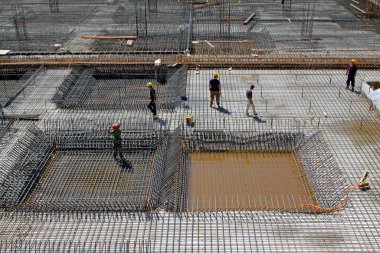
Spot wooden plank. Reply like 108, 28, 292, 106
81, 35, 138, 40
243, 12, 256, 25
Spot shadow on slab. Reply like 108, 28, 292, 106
214, 106, 231, 115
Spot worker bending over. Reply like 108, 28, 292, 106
246, 85, 258, 117
346, 59, 358, 92
209, 72, 221, 108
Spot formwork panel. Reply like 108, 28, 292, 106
188, 151, 315, 211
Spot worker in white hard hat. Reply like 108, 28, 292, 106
209, 72, 221, 108
346, 59, 358, 92
147, 82, 158, 119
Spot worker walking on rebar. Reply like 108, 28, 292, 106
209, 72, 221, 108
246, 85, 258, 117
346, 59, 358, 92
108, 123, 123, 160
147, 82, 158, 119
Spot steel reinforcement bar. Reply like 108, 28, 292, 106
1, 56, 380, 69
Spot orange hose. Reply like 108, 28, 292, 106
302, 183, 361, 212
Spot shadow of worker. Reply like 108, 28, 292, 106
120, 158, 134, 173
215, 106, 231, 115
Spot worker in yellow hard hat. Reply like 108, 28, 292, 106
209, 72, 221, 108
147, 82, 158, 119
346, 59, 358, 92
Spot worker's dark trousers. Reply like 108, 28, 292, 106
148, 101, 157, 116
346, 76, 355, 89
113, 141, 123, 159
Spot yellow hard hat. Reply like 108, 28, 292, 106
351, 59, 357, 63
147, 82, 153, 87
213, 72, 219, 78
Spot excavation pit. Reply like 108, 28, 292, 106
14, 126, 170, 212
163, 120, 349, 213
26, 150, 155, 211
188, 151, 315, 212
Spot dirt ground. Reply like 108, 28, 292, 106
188, 151, 315, 211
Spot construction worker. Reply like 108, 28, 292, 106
209, 72, 221, 108
147, 82, 158, 119
346, 59, 358, 92
246, 85, 258, 117
108, 123, 123, 160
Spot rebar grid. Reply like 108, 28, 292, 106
187, 69, 380, 120
0, 0, 379, 57
0, 123, 52, 207
4, 67, 72, 114
0, 210, 376, 252
176, 119, 346, 212
25, 150, 155, 212
0, 68, 36, 107
18, 123, 170, 212
0, 65, 380, 251
52, 65, 187, 111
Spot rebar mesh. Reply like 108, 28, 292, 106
0, 68, 37, 107
0, 0, 379, 57
18, 124, 170, 212
0, 123, 52, 208
0, 0, 380, 248
159, 119, 348, 213
53, 65, 187, 111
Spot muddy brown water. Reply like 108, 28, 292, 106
189, 151, 316, 211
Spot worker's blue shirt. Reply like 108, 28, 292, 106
209, 78, 220, 91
